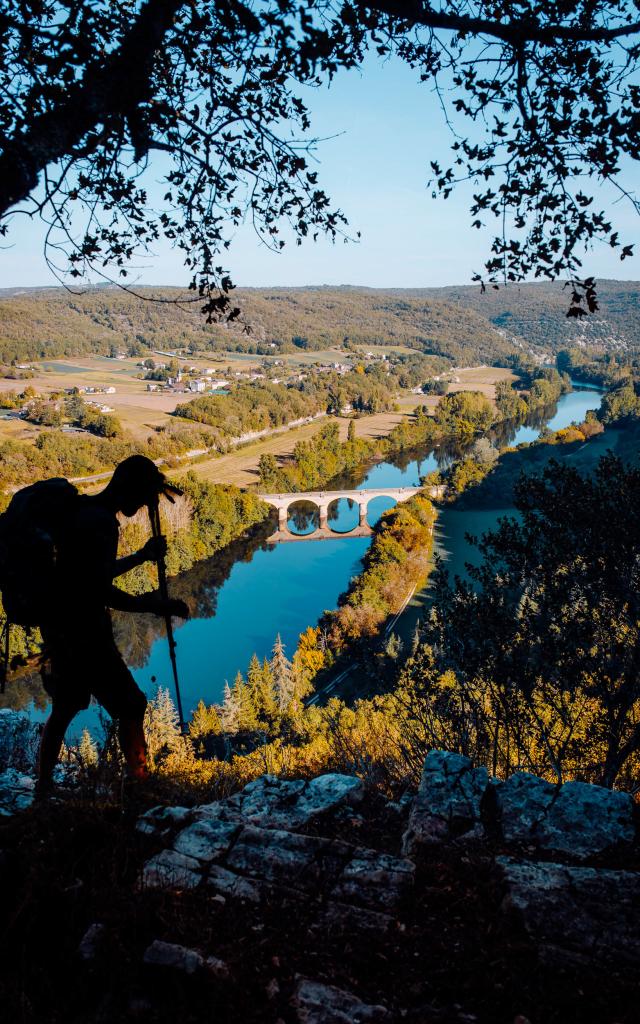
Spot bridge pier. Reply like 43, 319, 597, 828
358, 500, 368, 527
319, 504, 329, 530
278, 506, 288, 532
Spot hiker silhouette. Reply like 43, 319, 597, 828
36, 455, 189, 793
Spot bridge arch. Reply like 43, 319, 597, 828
286, 498, 320, 536
365, 493, 398, 528
325, 495, 361, 534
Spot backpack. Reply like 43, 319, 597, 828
0, 478, 80, 629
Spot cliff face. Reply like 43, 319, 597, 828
1, 735, 639, 1023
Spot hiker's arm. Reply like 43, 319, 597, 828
113, 537, 168, 578
108, 587, 189, 619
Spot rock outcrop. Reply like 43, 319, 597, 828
403, 750, 637, 862
141, 773, 414, 931
498, 856, 640, 968
402, 749, 489, 853
0, 767, 35, 817
132, 753, 640, 1021
291, 978, 389, 1023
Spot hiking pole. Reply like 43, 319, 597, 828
0, 618, 9, 695
148, 499, 186, 733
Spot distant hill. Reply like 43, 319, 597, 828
392, 279, 640, 352
0, 279, 638, 366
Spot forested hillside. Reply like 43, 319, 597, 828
394, 280, 640, 352
1, 280, 637, 366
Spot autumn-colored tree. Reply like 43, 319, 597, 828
423, 455, 640, 788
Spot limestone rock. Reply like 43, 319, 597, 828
143, 938, 229, 978
402, 750, 489, 854
142, 849, 202, 890
535, 781, 635, 860
143, 940, 203, 975
195, 773, 364, 832
137, 805, 192, 836
0, 768, 35, 817
329, 848, 415, 912
292, 977, 389, 1023
226, 826, 350, 894
173, 819, 239, 863
498, 856, 640, 968
206, 864, 262, 903
493, 772, 556, 844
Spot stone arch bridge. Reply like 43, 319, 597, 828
258, 486, 442, 542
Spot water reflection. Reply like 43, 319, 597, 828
327, 497, 359, 533
366, 495, 396, 526
287, 500, 319, 535
490, 404, 555, 448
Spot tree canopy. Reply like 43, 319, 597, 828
1, 1, 638, 314
422, 453, 640, 788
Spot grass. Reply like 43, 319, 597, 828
446, 365, 516, 403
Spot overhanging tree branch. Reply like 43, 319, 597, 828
0, 0, 185, 218
362, 1, 640, 45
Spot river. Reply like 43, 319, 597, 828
21, 384, 604, 734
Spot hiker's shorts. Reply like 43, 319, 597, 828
41, 622, 147, 721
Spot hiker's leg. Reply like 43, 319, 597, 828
94, 652, 148, 780
118, 714, 149, 780
37, 703, 77, 788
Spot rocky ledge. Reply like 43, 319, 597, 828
2, 747, 638, 1022
128, 753, 639, 1021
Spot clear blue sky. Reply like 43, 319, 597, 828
2, 56, 638, 289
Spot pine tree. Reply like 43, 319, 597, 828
78, 728, 98, 767
347, 419, 356, 443
259, 657, 278, 726
271, 633, 295, 710
246, 653, 276, 728
232, 670, 258, 732
189, 700, 223, 740
144, 687, 183, 765
220, 680, 238, 732
385, 632, 403, 660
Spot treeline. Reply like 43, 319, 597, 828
320, 492, 436, 656
175, 381, 323, 439
557, 348, 640, 389
415, 279, 640, 353
257, 370, 577, 505
114, 473, 270, 596
258, 422, 377, 492
556, 348, 640, 426
188, 635, 315, 744
2, 283, 638, 376
175, 355, 438, 438
0, 418, 219, 491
